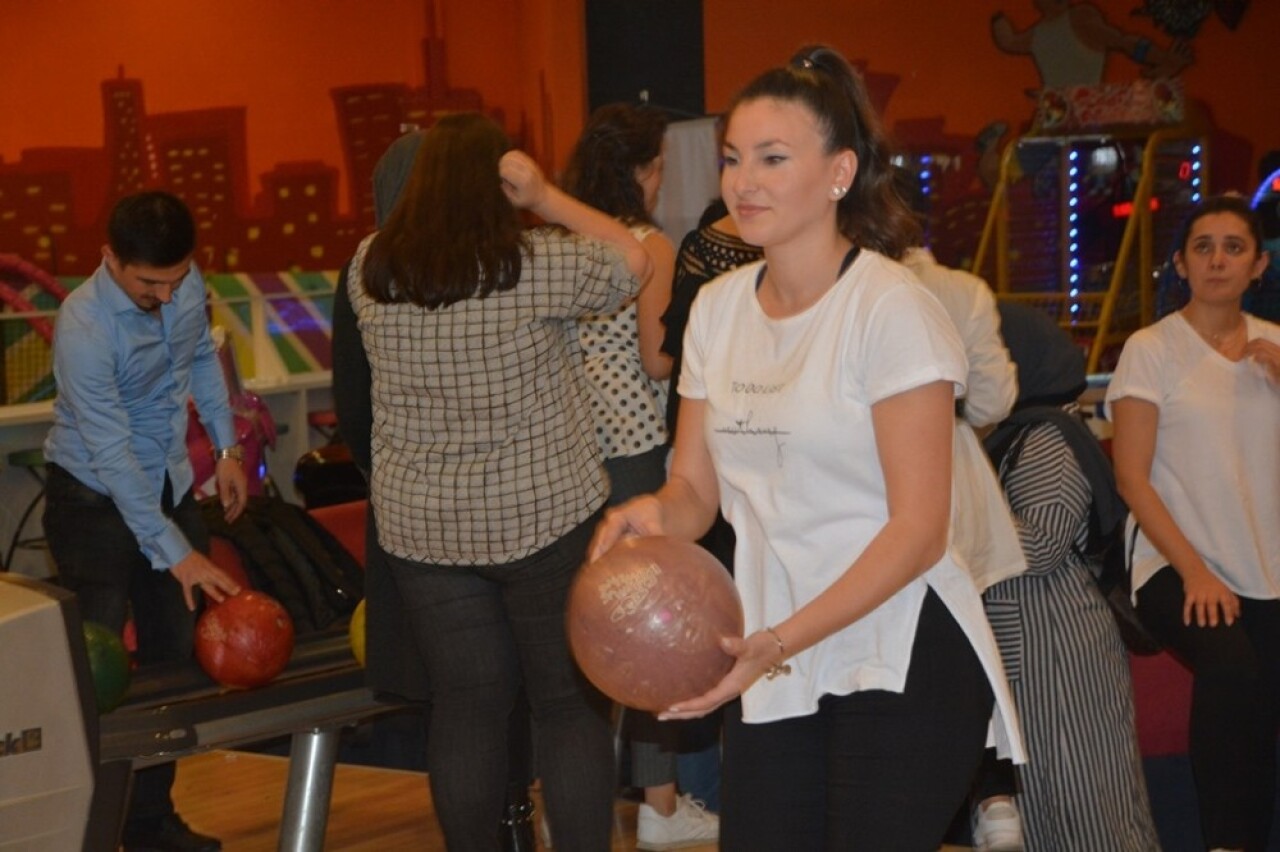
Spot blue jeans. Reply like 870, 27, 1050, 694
385, 512, 614, 852
43, 462, 208, 826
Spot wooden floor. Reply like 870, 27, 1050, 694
174, 750, 971, 851
173, 750, 714, 851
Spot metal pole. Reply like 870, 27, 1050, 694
277, 727, 341, 852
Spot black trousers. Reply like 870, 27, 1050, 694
719, 590, 994, 851
1137, 566, 1280, 851
44, 463, 208, 827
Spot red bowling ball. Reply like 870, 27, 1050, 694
195, 591, 294, 689
567, 536, 743, 712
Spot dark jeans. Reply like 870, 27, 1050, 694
43, 462, 208, 826
385, 512, 615, 852
1137, 566, 1280, 851
719, 590, 994, 852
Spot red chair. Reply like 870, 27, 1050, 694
1129, 650, 1193, 757
306, 500, 368, 570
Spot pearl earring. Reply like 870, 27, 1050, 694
832, 185, 847, 198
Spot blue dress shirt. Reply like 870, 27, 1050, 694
44, 260, 236, 570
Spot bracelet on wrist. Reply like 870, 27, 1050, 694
215, 445, 245, 462
763, 625, 792, 680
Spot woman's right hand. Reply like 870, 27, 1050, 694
1245, 337, 1280, 384
587, 494, 666, 562
658, 630, 787, 721
1181, 566, 1241, 628
499, 150, 548, 211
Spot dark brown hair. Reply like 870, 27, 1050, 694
723, 44, 920, 259
561, 103, 669, 226
1175, 194, 1265, 257
360, 113, 526, 308
108, 191, 196, 267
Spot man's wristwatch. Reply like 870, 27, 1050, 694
215, 445, 245, 462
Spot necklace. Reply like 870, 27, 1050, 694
1185, 311, 1245, 352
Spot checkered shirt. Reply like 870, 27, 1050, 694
348, 228, 639, 564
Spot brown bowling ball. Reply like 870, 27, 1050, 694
567, 536, 743, 712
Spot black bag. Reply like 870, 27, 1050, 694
293, 442, 368, 509
201, 495, 365, 633
1082, 512, 1162, 656
985, 409, 1161, 656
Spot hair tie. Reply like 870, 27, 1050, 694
791, 50, 823, 73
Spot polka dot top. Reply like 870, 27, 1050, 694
578, 225, 669, 459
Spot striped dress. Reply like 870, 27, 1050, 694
986, 417, 1160, 852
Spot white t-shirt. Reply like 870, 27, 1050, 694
682, 250, 1024, 759
902, 248, 1017, 430
902, 248, 1025, 590
1106, 312, 1280, 600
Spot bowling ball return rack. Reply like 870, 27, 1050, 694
91, 626, 406, 852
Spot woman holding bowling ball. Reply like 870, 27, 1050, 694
590, 45, 1022, 851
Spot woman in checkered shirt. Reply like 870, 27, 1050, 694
347, 112, 651, 852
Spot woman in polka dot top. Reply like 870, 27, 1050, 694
563, 103, 722, 846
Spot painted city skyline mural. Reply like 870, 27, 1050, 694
0, 13, 511, 277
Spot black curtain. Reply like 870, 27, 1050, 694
586, 0, 705, 118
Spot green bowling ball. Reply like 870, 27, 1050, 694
82, 621, 131, 712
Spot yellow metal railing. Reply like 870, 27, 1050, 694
971, 125, 1207, 372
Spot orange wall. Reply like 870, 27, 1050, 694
508, 0, 588, 175
0, 0, 587, 201
2, 0, 1276, 210
2, 1, 428, 212
703, 0, 1280, 187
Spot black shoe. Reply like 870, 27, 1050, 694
121, 814, 221, 852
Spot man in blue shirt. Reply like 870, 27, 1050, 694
43, 191, 245, 851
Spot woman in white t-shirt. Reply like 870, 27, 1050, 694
1109, 195, 1280, 852
589, 44, 1021, 851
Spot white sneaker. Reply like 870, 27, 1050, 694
636, 794, 719, 851
538, 812, 552, 849
972, 800, 1024, 852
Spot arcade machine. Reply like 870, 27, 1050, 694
970, 80, 1207, 373
891, 146, 986, 270
890, 151, 942, 242
1248, 165, 1280, 323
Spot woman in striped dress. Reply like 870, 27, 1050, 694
985, 303, 1160, 852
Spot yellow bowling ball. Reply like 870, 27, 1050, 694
349, 598, 367, 667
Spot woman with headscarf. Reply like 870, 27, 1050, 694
983, 302, 1159, 851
